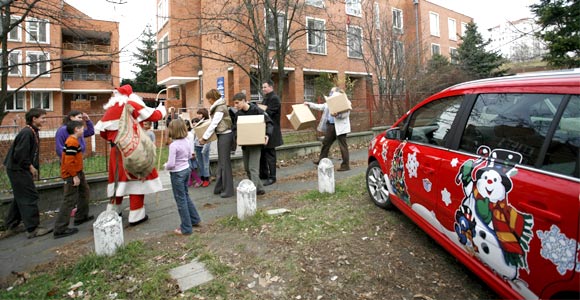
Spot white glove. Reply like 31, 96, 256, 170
156, 103, 167, 117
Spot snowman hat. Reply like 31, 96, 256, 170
475, 148, 523, 192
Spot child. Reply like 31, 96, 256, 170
164, 118, 202, 235
232, 93, 274, 196
194, 108, 212, 187
143, 121, 156, 143
185, 119, 202, 187
53, 120, 93, 239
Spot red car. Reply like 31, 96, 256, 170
366, 70, 580, 299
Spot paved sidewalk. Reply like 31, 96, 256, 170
0, 148, 368, 280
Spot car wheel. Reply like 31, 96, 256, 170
366, 160, 394, 209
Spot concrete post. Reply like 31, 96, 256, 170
318, 158, 335, 193
236, 179, 257, 220
93, 205, 124, 256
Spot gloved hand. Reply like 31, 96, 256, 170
156, 103, 167, 117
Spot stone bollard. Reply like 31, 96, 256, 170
318, 158, 335, 194
93, 204, 124, 256
236, 179, 257, 220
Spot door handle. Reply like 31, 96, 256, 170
519, 202, 562, 223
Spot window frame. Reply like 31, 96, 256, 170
25, 18, 49, 44
392, 8, 403, 33
429, 12, 440, 37
347, 25, 363, 59
7, 16, 22, 42
374, 2, 380, 30
30, 91, 52, 110
305, 0, 324, 8
345, 0, 362, 17
5, 91, 26, 112
26, 51, 50, 77
266, 9, 288, 50
450, 47, 458, 64
460, 22, 468, 37
157, 33, 169, 67
448, 18, 457, 41
157, 0, 169, 30
431, 43, 441, 56
306, 17, 326, 55
7, 50, 22, 76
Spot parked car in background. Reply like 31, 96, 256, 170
366, 70, 580, 299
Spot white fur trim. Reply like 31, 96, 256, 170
128, 207, 146, 223
94, 120, 119, 132
107, 177, 163, 197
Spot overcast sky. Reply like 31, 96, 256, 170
64, 0, 538, 80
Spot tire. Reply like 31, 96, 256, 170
366, 160, 394, 209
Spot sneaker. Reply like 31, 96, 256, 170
74, 215, 95, 226
201, 180, 210, 187
54, 227, 79, 239
27, 226, 53, 239
337, 166, 351, 172
257, 190, 266, 196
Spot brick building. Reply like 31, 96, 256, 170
2, 0, 120, 127
155, 0, 472, 128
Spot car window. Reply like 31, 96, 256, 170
542, 95, 580, 178
405, 96, 462, 146
459, 93, 565, 167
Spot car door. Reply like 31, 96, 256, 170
438, 93, 579, 298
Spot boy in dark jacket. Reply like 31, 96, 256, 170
232, 93, 274, 195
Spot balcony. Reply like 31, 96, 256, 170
63, 72, 111, 81
62, 72, 113, 91
63, 42, 111, 53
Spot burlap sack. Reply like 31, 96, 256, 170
114, 103, 156, 179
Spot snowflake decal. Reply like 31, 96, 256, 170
441, 188, 451, 206
450, 158, 459, 167
406, 151, 419, 178
537, 225, 578, 275
381, 141, 389, 161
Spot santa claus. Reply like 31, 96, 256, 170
94, 84, 166, 226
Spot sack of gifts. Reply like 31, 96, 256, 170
115, 103, 157, 179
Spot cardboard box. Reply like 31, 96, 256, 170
193, 120, 217, 142
286, 104, 316, 130
258, 104, 268, 111
324, 93, 352, 115
237, 115, 266, 145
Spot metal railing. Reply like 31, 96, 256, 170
62, 72, 112, 81
62, 42, 111, 53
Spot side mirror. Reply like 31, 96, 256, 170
386, 127, 401, 140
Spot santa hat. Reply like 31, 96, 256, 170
103, 84, 144, 109
116, 84, 133, 96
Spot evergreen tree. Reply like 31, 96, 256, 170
452, 22, 507, 79
129, 25, 161, 93
531, 0, 580, 68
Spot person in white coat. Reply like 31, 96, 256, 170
304, 87, 351, 171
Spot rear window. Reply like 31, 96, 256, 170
459, 93, 579, 178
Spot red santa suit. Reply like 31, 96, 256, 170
94, 85, 166, 225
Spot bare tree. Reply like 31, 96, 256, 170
1, 0, 120, 123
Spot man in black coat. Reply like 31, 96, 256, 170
3, 108, 53, 239
260, 79, 283, 186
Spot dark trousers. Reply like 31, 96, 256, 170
260, 147, 277, 180
243, 145, 264, 191
4, 169, 40, 232
214, 132, 234, 197
319, 123, 349, 168
54, 172, 90, 233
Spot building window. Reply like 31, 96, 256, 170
375, 38, 382, 65
306, 0, 324, 8
73, 93, 88, 101
429, 12, 440, 37
26, 18, 49, 43
307, 17, 326, 54
345, 0, 361, 17
431, 43, 441, 56
157, 0, 168, 30
26, 51, 49, 77
304, 75, 316, 102
374, 2, 380, 30
448, 18, 457, 41
394, 41, 404, 63
157, 34, 169, 67
7, 50, 22, 76
6, 92, 25, 111
31, 92, 51, 110
461, 22, 468, 37
347, 25, 363, 59
450, 47, 458, 64
7, 16, 21, 42
267, 10, 286, 50
392, 8, 403, 33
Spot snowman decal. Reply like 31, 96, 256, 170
454, 146, 534, 280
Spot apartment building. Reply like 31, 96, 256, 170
2, 0, 119, 127
155, 0, 471, 128
487, 18, 546, 62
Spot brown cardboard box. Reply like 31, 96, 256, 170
286, 104, 316, 130
193, 120, 217, 142
324, 93, 352, 114
237, 115, 266, 145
